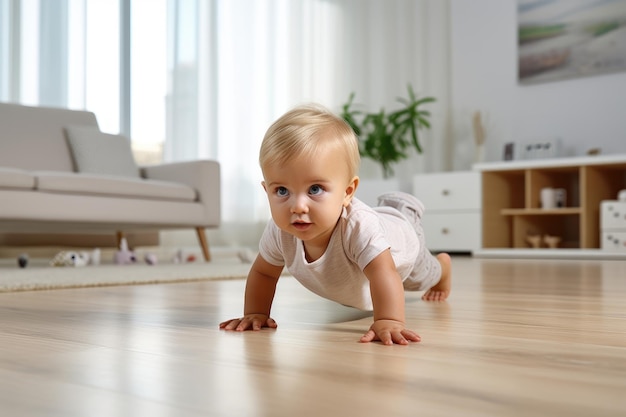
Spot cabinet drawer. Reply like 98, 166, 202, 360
601, 201, 626, 229
421, 212, 481, 252
413, 171, 481, 211
601, 231, 626, 251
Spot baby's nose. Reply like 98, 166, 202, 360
291, 194, 309, 214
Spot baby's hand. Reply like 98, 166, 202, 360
360, 319, 421, 345
219, 314, 277, 331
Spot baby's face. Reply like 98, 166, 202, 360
262, 144, 357, 252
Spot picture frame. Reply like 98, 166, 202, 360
518, 0, 626, 85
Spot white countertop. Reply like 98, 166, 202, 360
473, 154, 626, 172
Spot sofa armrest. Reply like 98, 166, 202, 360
141, 160, 220, 226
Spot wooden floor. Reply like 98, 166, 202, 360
1, 256, 625, 417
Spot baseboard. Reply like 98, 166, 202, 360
474, 248, 626, 260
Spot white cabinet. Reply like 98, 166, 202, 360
472, 154, 626, 259
601, 201, 626, 251
413, 171, 481, 253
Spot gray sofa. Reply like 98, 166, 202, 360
0, 102, 220, 260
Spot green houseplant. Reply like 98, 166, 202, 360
340, 84, 435, 178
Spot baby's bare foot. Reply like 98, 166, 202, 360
422, 253, 452, 301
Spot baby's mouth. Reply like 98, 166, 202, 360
292, 220, 312, 231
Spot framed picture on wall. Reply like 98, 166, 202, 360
518, 0, 626, 85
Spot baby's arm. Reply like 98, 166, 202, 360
360, 249, 421, 345
219, 254, 283, 331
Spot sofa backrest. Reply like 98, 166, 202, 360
0, 102, 99, 172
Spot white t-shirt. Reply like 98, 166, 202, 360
259, 198, 420, 310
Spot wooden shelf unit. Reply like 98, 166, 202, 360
476, 155, 626, 251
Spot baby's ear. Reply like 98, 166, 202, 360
343, 176, 359, 206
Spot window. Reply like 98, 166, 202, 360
1, 0, 443, 230
131, 0, 167, 164
0, 0, 167, 165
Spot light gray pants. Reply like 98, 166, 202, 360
377, 192, 442, 291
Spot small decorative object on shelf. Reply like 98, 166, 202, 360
544, 235, 562, 249
555, 188, 567, 207
540, 187, 567, 209
522, 139, 561, 160
526, 233, 561, 249
526, 234, 542, 249
540, 187, 557, 209
503, 142, 515, 161
587, 148, 601, 155
472, 111, 486, 163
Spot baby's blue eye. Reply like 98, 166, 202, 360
276, 187, 289, 197
309, 185, 324, 195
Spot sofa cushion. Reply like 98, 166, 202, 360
0, 103, 99, 172
35, 171, 197, 202
0, 167, 36, 189
64, 126, 141, 178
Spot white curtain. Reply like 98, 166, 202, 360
0, 0, 450, 247
166, 0, 451, 246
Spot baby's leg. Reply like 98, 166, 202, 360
422, 253, 452, 301
377, 192, 449, 297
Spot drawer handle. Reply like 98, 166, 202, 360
442, 189, 450, 196
441, 228, 449, 235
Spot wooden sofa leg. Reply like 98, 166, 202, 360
196, 227, 211, 262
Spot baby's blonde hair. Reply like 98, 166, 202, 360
259, 104, 360, 179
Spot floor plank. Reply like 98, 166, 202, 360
1, 257, 625, 416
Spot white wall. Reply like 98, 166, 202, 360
166, 0, 626, 250
449, 0, 626, 170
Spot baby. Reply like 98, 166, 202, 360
220, 104, 451, 345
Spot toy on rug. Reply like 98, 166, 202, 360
114, 237, 137, 265
90, 248, 101, 265
172, 249, 184, 264
50, 251, 90, 267
49, 248, 100, 267
144, 253, 158, 265
17, 253, 29, 268
170, 249, 202, 264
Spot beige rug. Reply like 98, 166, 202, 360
0, 258, 250, 293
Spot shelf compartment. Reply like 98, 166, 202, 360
527, 167, 580, 209
512, 213, 580, 249
483, 170, 525, 210
581, 164, 626, 248
482, 170, 525, 248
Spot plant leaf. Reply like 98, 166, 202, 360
339, 84, 435, 178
